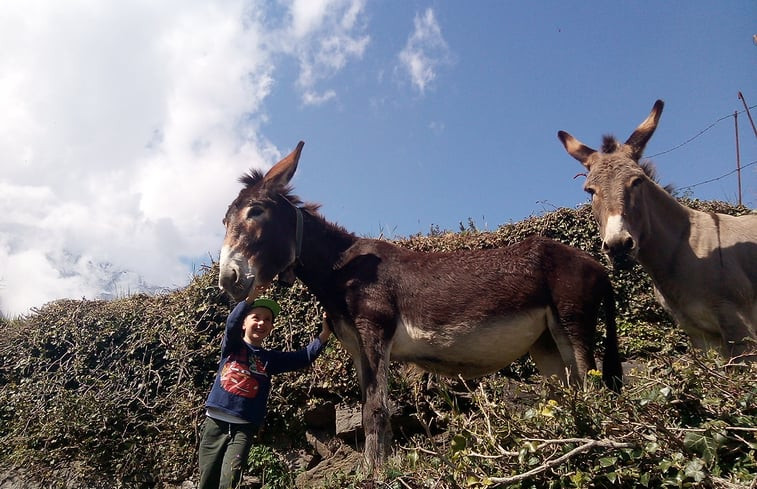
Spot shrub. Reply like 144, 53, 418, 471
0, 200, 753, 487
360, 351, 756, 489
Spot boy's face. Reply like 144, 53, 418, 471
242, 307, 274, 346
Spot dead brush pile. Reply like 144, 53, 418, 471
0, 201, 754, 488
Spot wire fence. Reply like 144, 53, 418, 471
647, 108, 753, 158
647, 104, 757, 198
676, 160, 756, 194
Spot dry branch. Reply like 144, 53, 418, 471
489, 438, 634, 486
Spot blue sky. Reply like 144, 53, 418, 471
1, 1, 755, 316
268, 2, 756, 237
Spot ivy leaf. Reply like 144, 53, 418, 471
451, 434, 467, 453
599, 456, 618, 467
645, 441, 660, 454
683, 458, 706, 482
407, 449, 419, 466
639, 472, 651, 487
570, 471, 587, 486
684, 431, 719, 464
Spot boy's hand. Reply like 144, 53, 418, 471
319, 312, 332, 342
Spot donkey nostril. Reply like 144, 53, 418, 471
219, 267, 240, 291
603, 237, 634, 257
623, 237, 635, 251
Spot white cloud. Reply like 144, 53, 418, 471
290, 0, 333, 38
0, 0, 369, 317
284, 0, 369, 105
429, 120, 446, 135
302, 89, 338, 106
398, 8, 451, 94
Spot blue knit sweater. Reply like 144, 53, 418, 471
204, 301, 327, 426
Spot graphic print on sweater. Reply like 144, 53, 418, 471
220, 351, 266, 399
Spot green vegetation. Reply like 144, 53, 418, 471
0, 200, 754, 488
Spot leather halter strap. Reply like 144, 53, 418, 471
293, 204, 303, 261
274, 200, 303, 288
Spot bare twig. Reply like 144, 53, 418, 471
666, 426, 757, 433
467, 451, 511, 460
711, 475, 756, 489
489, 438, 634, 486
411, 396, 458, 473
395, 476, 416, 489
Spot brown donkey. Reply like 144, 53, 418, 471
558, 100, 757, 359
218, 142, 622, 471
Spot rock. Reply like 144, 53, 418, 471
283, 449, 313, 475
294, 442, 363, 488
303, 402, 336, 430
306, 429, 335, 459
335, 404, 364, 441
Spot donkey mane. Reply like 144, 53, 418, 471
600, 135, 622, 154
239, 169, 308, 208
239, 168, 265, 187
639, 160, 676, 194
302, 205, 355, 238
600, 135, 673, 194
239, 168, 350, 235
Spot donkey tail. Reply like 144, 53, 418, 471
601, 282, 623, 392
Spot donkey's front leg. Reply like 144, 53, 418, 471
358, 334, 392, 474
717, 307, 757, 360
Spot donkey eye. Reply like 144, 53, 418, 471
584, 186, 596, 196
629, 177, 643, 188
247, 205, 264, 219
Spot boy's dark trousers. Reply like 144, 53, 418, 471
198, 416, 257, 489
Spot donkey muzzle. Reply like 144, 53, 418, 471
218, 246, 255, 300
602, 235, 637, 270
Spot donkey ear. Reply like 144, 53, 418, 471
558, 131, 596, 168
264, 141, 305, 187
624, 100, 664, 160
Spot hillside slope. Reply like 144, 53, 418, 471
1, 201, 754, 488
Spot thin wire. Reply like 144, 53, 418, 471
647, 104, 757, 158
676, 160, 756, 193
642, 104, 756, 197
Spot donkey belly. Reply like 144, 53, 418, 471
390, 308, 550, 379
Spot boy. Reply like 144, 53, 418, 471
198, 297, 331, 489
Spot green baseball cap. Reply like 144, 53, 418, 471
249, 298, 281, 319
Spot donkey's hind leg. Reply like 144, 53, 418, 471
716, 306, 756, 359
530, 312, 595, 386
529, 328, 571, 385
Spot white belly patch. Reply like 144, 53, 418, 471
389, 308, 550, 378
